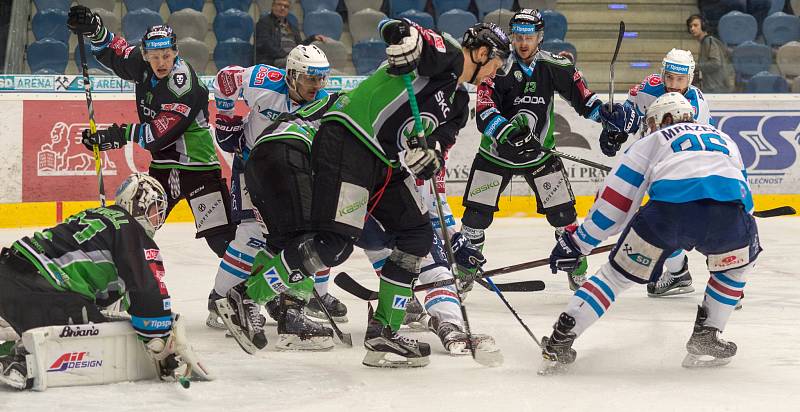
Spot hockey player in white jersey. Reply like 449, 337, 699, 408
600, 49, 712, 298
207, 45, 345, 337
542, 93, 759, 373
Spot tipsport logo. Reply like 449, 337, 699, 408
47, 352, 103, 373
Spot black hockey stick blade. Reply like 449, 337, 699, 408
476, 278, 546, 292
334, 272, 378, 301
753, 206, 796, 218
611, 21, 625, 66
311, 288, 353, 347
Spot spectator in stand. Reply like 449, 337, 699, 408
687, 14, 734, 93
697, 0, 771, 36
255, 0, 331, 66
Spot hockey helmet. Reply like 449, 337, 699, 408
115, 173, 168, 238
645, 92, 695, 133
509, 9, 545, 35
141, 25, 177, 52
462, 23, 513, 75
661, 48, 695, 88
286, 45, 331, 84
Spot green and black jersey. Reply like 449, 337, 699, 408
92, 31, 219, 171
12, 206, 172, 339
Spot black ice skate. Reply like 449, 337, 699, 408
402, 294, 429, 330
429, 317, 503, 366
647, 257, 694, 297
682, 306, 737, 368
206, 289, 227, 330
214, 283, 268, 355
0, 344, 32, 390
276, 294, 334, 351
538, 313, 578, 375
363, 304, 430, 368
305, 292, 348, 323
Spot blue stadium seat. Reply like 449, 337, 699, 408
32, 9, 69, 43
763, 12, 800, 47
718, 11, 758, 46
122, 9, 164, 44
302, 0, 339, 14
769, 0, 786, 15
722, 0, 747, 12
437, 9, 477, 40
732, 41, 772, 77
352, 39, 385, 75
124, 0, 165, 12
27, 38, 68, 74
541, 39, 577, 61
167, 0, 205, 12
432, 0, 470, 19
74, 42, 111, 74
214, 38, 254, 69
542, 9, 567, 41
744, 71, 790, 92
303, 9, 344, 40
214, 9, 255, 41
34, 0, 70, 11
214, 0, 253, 12
398, 10, 435, 29
474, 0, 513, 19
391, 0, 427, 18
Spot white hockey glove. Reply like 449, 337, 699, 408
384, 23, 422, 75
404, 147, 442, 181
144, 314, 212, 383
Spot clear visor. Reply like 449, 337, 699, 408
511, 32, 542, 44
297, 73, 328, 89
496, 54, 514, 76
143, 48, 176, 63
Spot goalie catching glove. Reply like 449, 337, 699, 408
82, 123, 129, 151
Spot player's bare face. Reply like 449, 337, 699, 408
473, 56, 506, 85
295, 74, 327, 102
664, 72, 689, 93
512, 33, 540, 63
146, 49, 177, 79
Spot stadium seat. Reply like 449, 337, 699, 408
214, 38, 254, 69
303, 9, 344, 40
542, 9, 567, 41
541, 39, 577, 61
352, 39, 385, 75
32, 9, 69, 43
214, 9, 255, 41
763, 12, 800, 47
81, 0, 117, 12
432, 0, 470, 19
168, 8, 209, 41
475, 0, 514, 19
398, 10, 435, 29
390, 0, 427, 18
732, 41, 772, 77
518, 0, 558, 10
744, 71, 790, 92
718, 11, 757, 46
776, 41, 800, 77
73, 41, 111, 75
214, 0, 253, 12
345, 0, 384, 19
124, 0, 165, 13
438, 9, 477, 40
95, 8, 122, 34
792, 75, 800, 92
34, 0, 70, 11
178, 37, 210, 74
769, 0, 786, 15
167, 0, 205, 12
313, 39, 352, 74
122, 8, 164, 44
302, 0, 339, 14
27, 38, 68, 74
349, 9, 387, 44
483, 9, 513, 26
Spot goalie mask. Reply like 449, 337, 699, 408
645, 92, 695, 133
286, 45, 330, 103
115, 173, 168, 238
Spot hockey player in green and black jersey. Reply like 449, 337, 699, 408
68, 6, 236, 258
218, 20, 510, 367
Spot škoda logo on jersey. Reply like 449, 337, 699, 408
47, 352, 103, 372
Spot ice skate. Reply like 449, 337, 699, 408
275, 295, 334, 351
305, 292, 348, 323
647, 257, 694, 297
402, 294, 429, 330
429, 317, 503, 366
0, 343, 32, 390
538, 313, 578, 375
206, 290, 227, 330
363, 305, 430, 368
682, 306, 737, 368
214, 283, 268, 355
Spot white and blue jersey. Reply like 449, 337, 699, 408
626, 74, 711, 130
573, 122, 752, 254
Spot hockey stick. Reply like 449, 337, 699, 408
546, 148, 612, 172
483, 277, 543, 349
752, 206, 796, 218
610, 21, 625, 106
76, 34, 106, 207
311, 288, 353, 347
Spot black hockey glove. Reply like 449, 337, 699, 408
214, 114, 244, 153
451, 232, 486, 280
404, 147, 442, 181
82, 123, 128, 152
67, 5, 105, 39
599, 129, 628, 157
550, 227, 584, 274
380, 19, 422, 75
600, 102, 640, 135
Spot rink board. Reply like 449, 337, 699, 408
0, 92, 798, 227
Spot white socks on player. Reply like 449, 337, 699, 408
664, 250, 687, 274
314, 268, 331, 296
702, 263, 749, 331
566, 263, 635, 337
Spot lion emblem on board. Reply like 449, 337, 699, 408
38, 122, 117, 176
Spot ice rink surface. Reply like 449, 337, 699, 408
1, 217, 799, 411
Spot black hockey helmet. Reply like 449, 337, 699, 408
141, 24, 177, 52
462, 22, 512, 61
509, 9, 545, 35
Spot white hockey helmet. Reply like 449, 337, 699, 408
115, 173, 168, 238
661, 48, 695, 87
645, 92, 695, 132
286, 45, 331, 83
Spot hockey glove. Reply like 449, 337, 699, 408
550, 226, 585, 274
451, 232, 486, 280
381, 20, 422, 75
404, 147, 442, 181
599, 129, 628, 157
145, 334, 180, 379
600, 102, 640, 135
82, 123, 128, 152
214, 114, 244, 153
67, 5, 105, 39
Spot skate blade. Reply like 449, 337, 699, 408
214, 299, 260, 355
275, 334, 335, 351
537, 357, 570, 376
681, 353, 732, 368
305, 309, 349, 324
362, 351, 430, 368
402, 318, 430, 332
205, 312, 228, 330
647, 285, 695, 297
473, 341, 504, 367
